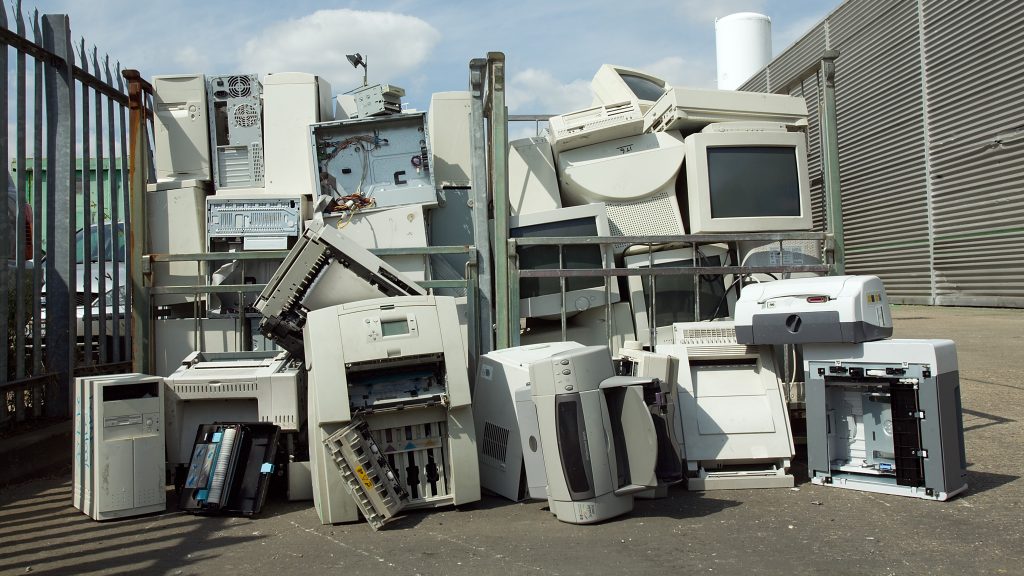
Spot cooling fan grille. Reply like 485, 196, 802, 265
232, 103, 259, 127
227, 75, 252, 97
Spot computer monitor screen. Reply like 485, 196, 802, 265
619, 73, 668, 102
626, 245, 733, 344
512, 216, 604, 298
707, 147, 801, 218
591, 65, 669, 113
684, 130, 812, 233
508, 204, 620, 319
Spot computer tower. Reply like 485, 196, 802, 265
147, 179, 211, 308
428, 91, 474, 188
153, 74, 211, 182
508, 137, 561, 216
207, 74, 265, 190
263, 72, 333, 198
804, 339, 968, 501
73, 373, 165, 520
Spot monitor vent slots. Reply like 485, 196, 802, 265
604, 192, 684, 239
324, 419, 408, 530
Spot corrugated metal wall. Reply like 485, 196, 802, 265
740, 0, 1024, 307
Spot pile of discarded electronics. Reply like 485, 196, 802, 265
72, 65, 967, 529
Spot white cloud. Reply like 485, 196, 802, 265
174, 46, 210, 72
238, 9, 441, 93
506, 68, 591, 115
641, 56, 717, 89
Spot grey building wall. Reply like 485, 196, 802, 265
739, 0, 1024, 307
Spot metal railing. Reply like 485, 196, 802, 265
142, 246, 482, 378
507, 233, 833, 342
1, 5, 139, 429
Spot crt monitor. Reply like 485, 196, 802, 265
509, 203, 621, 320
591, 64, 669, 114
683, 129, 812, 233
557, 131, 687, 239
625, 244, 733, 345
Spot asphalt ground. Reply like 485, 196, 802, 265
1, 305, 1021, 576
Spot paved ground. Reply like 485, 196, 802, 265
1, 305, 1021, 576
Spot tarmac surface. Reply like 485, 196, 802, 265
1, 305, 1021, 575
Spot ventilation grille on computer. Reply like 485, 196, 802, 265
250, 142, 265, 183
481, 421, 510, 464
605, 192, 685, 242
673, 321, 763, 357
674, 322, 737, 345
232, 102, 259, 128
227, 75, 252, 98
740, 239, 822, 278
172, 382, 258, 398
207, 198, 300, 238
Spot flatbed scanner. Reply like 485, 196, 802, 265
734, 275, 892, 345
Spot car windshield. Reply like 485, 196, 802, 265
75, 223, 126, 263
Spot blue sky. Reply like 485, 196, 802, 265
38, 0, 841, 114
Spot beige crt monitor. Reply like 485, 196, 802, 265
684, 125, 812, 234
624, 243, 734, 346
558, 131, 686, 239
509, 203, 621, 320
508, 137, 561, 217
590, 64, 670, 114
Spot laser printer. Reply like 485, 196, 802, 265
804, 339, 968, 501
304, 295, 479, 527
254, 218, 425, 358
164, 350, 306, 480
734, 275, 893, 345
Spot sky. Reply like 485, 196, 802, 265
33, 0, 841, 117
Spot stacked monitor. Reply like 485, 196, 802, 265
508, 203, 620, 320
590, 64, 670, 114
683, 125, 812, 234
624, 244, 734, 346
513, 63, 815, 344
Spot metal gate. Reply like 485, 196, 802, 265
1, 5, 141, 428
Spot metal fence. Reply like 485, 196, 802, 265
1, 5, 139, 430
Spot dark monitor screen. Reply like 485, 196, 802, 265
619, 73, 667, 102
640, 255, 729, 325
511, 216, 604, 298
707, 146, 801, 218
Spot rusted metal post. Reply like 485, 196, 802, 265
122, 69, 152, 374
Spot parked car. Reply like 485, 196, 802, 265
74, 221, 126, 307
6, 171, 33, 378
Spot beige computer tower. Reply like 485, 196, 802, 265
263, 72, 333, 198
153, 74, 211, 182
147, 179, 210, 308
428, 92, 474, 188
